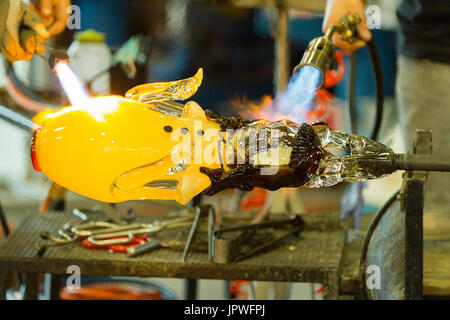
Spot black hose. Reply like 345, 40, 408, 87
367, 39, 384, 140
347, 51, 357, 134
347, 39, 384, 140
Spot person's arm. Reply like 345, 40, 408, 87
0, 0, 49, 61
323, 0, 372, 50
0, 0, 71, 62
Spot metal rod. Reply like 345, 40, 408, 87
234, 225, 304, 262
181, 206, 202, 262
0, 105, 35, 131
274, 6, 290, 93
214, 215, 303, 235
357, 153, 450, 175
394, 154, 450, 172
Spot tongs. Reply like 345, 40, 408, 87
212, 215, 305, 263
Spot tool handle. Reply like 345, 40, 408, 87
127, 240, 161, 258
19, 28, 38, 53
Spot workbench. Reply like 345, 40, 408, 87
2, 210, 449, 300
0, 210, 346, 300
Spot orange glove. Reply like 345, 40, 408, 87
33, 0, 71, 36
0, 0, 49, 61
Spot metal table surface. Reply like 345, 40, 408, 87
0, 210, 346, 299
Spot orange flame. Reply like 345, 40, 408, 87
232, 95, 303, 122
232, 50, 348, 126
233, 93, 330, 124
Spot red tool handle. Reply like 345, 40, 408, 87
82, 235, 148, 253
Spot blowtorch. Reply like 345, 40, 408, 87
19, 28, 70, 74
19, 27, 89, 107
292, 12, 383, 141
293, 13, 361, 89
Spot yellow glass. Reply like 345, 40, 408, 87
33, 69, 224, 205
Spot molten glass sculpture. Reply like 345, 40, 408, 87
31, 69, 393, 205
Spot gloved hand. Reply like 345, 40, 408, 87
33, 0, 71, 36
322, 0, 372, 51
0, 0, 49, 61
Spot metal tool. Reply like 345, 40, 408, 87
86, 216, 193, 244
181, 205, 213, 262
36, 232, 79, 258
72, 208, 89, 222
70, 221, 118, 237
87, 224, 153, 245
233, 224, 304, 262
19, 28, 70, 73
99, 203, 123, 225
36, 214, 193, 258
181, 206, 202, 262
35, 241, 74, 258
127, 237, 194, 258
40, 230, 75, 243
293, 12, 385, 141
293, 13, 361, 89
82, 234, 148, 253
127, 239, 163, 257
356, 153, 450, 177
208, 206, 215, 261
213, 215, 305, 264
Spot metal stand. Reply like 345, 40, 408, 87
43, 274, 62, 300
0, 199, 10, 237
273, 5, 290, 94
399, 130, 430, 299
23, 273, 39, 300
184, 279, 197, 300
404, 178, 423, 299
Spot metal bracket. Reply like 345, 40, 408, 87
403, 129, 431, 300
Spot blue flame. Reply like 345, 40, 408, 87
274, 65, 322, 122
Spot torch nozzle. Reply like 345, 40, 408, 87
48, 49, 70, 74
33, 38, 70, 74
293, 12, 362, 89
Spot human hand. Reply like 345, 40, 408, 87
323, 0, 372, 51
